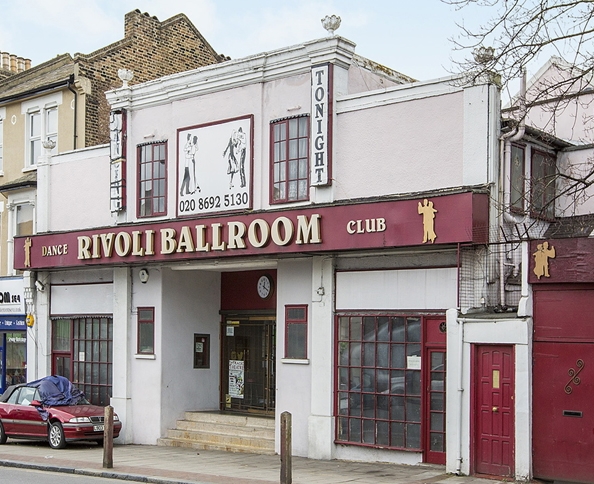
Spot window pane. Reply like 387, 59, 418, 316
46, 108, 58, 134
286, 323, 306, 359
406, 423, 421, 449
30, 112, 40, 136
288, 119, 298, 138
407, 318, 421, 342
139, 322, 154, 354
52, 319, 70, 351
510, 145, 525, 210
16, 204, 34, 236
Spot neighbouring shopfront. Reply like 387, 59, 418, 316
0, 277, 27, 393
530, 237, 594, 484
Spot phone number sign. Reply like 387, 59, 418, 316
177, 115, 252, 217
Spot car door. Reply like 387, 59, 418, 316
14, 387, 45, 437
0, 388, 21, 433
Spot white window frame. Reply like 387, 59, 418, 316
21, 92, 62, 170
6, 192, 36, 275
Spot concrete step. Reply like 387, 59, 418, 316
184, 411, 275, 429
164, 428, 274, 450
176, 419, 274, 438
158, 411, 276, 455
157, 436, 276, 454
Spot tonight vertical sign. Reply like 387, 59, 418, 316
310, 64, 332, 186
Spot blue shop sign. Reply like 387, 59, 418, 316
0, 315, 26, 331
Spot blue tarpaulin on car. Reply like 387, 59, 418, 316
27, 376, 84, 420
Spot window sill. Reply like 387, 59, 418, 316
281, 358, 309, 365
22, 166, 37, 173
135, 353, 156, 360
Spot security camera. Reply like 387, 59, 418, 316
35, 280, 45, 292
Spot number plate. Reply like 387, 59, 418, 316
93, 425, 104, 432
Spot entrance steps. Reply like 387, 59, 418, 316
157, 411, 276, 454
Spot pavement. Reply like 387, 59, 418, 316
0, 440, 516, 484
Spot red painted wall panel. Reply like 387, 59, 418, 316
221, 270, 276, 311
534, 285, 594, 342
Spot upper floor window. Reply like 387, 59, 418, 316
271, 116, 309, 203
27, 106, 57, 167
510, 144, 525, 212
531, 149, 556, 219
138, 142, 167, 218
16, 203, 34, 237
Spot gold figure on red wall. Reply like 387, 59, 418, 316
533, 241, 555, 279
418, 199, 437, 243
23, 237, 32, 268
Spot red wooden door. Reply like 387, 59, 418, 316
533, 342, 594, 483
474, 345, 514, 477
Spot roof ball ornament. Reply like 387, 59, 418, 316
321, 15, 341, 36
118, 68, 134, 88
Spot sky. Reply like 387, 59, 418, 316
0, 0, 493, 82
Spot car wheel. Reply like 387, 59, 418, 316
0, 421, 7, 444
48, 422, 66, 449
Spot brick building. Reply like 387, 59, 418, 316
0, 9, 224, 392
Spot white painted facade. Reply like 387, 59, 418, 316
23, 34, 545, 480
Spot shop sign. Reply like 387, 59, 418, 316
15, 192, 489, 270
0, 316, 26, 331
0, 277, 26, 315
310, 64, 332, 186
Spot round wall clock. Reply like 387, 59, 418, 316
257, 275, 274, 299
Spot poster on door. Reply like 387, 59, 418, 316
228, 360, 245, 399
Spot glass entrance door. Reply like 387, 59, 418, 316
222, 316, 275, 415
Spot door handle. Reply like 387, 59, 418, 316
492, 407, 499, 412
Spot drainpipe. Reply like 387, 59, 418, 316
455, 314, 465, 475
67, 74, 78, 150
498, 68, 527, 306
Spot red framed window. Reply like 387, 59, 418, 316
138, 142, 167, 217
51, 317, 113, 406
137, 307, 155, 355
285, 305, 308, 359
531, 148, 556, 219
336, 315, 423, 450
270, 116, 309, 203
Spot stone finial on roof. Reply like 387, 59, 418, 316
118, 68, 134, 87
321, 15, 341, 36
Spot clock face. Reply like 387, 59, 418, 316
257, 275, 273, 299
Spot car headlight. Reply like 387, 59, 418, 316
113, 414, 120, 421
69, 416, 91, 423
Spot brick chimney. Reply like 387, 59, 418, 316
0, 51, 32, 73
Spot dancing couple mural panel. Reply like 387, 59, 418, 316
177, 115, 253, 216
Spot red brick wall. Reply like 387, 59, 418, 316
76, 10, 224, 147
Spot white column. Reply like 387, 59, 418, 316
111, 267, 132, 443
307, 256, 335, 459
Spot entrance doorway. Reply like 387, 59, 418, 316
473, 345, 515, 477
221, 316, 275, 415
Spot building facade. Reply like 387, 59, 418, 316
0, 9, 223, 392
15, 33, 504, 471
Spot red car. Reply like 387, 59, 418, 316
0, 376, 121, 449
